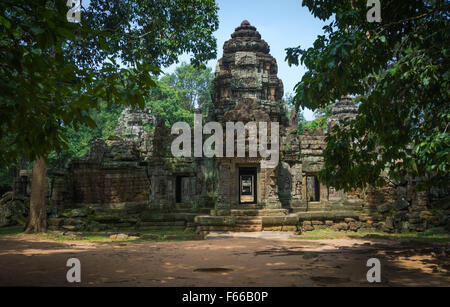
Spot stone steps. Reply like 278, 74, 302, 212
235, 215, 262, 220
235, 213, 263, 231
306, 205, 328, 211
236, 219, 262, 225
197, 226, 236, 232
234, 226, 262, 232
235, 217, 262, 231
195, 210, 369, 233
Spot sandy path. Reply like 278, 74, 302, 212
0, 234, 448, 286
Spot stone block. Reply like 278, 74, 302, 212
210, 209, 231, 216
261, 215, 298, 227
281, 225, 297, 232
303, 225, 314, 232
332, 223, 349, 231
348, 222, 361, 231
303, 221, 312, 226
91, 213, 122, 223
195, 216, 236, 226
297, 211, 359, 222
263, 226, 282, 231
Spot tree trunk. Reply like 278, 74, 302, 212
24, 156, 48, 233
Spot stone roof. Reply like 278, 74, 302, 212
223, 20, 270, 54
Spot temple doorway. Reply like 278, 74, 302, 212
239, 167, 257, 204
176, 176, 191, 204
306, 175, 320, 201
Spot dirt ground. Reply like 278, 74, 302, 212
0, 233, 448, 286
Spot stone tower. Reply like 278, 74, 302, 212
327, 96, 359, 133
211, 20, 285, 124
211, 21, 288, 209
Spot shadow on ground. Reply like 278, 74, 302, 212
0, 233, 448, 286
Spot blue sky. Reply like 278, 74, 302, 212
164, 0, 328, 120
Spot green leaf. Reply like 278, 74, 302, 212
0, 16, 11, 29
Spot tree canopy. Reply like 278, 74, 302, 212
1, 1, 157, 166
68, 0, 219, 69
0, 0, 219, 166
162, 62, 214, 113
286, 0, 449, 191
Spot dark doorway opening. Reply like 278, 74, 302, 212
176, 176, 191, 203
306, 175, 320, 201
176, 176, 182, 203
239, 167, 257, 204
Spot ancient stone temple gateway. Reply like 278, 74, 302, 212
12, 21, 448, 234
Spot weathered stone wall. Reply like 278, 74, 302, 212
300, 129, 325, 174
70, 161, 150, 205
278, 117, 303, 209
278, 162, 303, 209
299, 129, 330, 207
47, 207, 201, 233
363, 180, 450, 233
67, 138, 150, 208
0, 168, 72, 226
145, 114, 214, 210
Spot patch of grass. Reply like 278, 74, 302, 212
0, 225, 201, 243
290, 228, 450, 242
41, 232, 111, 242
40, 230, 200, 243
140, 230, 194, 236
0, 226, 24, 236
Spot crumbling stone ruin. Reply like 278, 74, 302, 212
1, 21, 448, 234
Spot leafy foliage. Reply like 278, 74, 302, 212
0, 1, 158, 167
67, 0, 219, 68
145, 78, 194, 128
48, 103, 125, 168
162, 62, 214, 113
283, 93, 332, 135
286, 0, 449, 190
0, 0, 219, 168
298, 105, 333, 134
